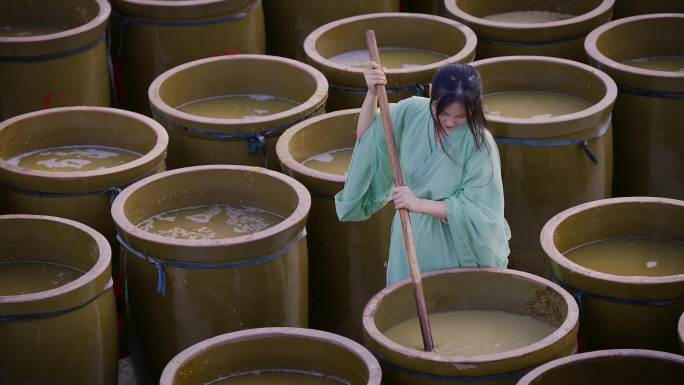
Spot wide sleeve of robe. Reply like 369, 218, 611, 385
334, 98, 413, 221
443, 131, 511, 267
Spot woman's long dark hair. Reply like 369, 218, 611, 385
429, 63, 489, 152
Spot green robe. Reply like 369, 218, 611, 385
335, 96, 510, 286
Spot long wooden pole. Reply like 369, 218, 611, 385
366, 30, 434, 352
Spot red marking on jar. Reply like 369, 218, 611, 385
42, 91, 53, 108
216, 48, 240, 57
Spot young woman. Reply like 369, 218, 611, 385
335, 61, 511, 286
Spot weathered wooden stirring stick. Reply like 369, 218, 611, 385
366, 29, 434, 352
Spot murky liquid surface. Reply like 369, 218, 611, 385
177, 94, 299, 119
208, 369, 349, 385
329, 47, 448, 69
0, 24, 70, 37
7, 145, 141, 172
484, 91, 591, 119
138, 204, 284, 240
384, 310, 556, 356
301, 148, 353, 176
622, 56, 684, 73
0, 261, 84, 296
564, 237, 684, 276
483, 10, 575, 23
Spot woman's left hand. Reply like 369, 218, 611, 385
392, 186, 421, 212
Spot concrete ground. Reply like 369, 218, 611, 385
118, 358, 138, 385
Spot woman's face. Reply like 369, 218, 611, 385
432, 102, 467, 131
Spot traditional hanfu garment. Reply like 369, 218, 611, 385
335, 96, 510, 285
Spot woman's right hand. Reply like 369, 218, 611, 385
364, 61, 386, 94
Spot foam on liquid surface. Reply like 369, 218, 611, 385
301, 148, 353, 176
138, 204, 285, 240
329, 47, 448, 69
484, 91, 591, 119
564, 237, 684, 277
6, 145, 141, 172
177, 94, 299, 119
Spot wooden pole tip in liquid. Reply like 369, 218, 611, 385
365, 29, 434, 352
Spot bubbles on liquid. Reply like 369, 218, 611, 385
329, 48, 446, 69
37, 158, 91, 169
646, 261, 658, 269
155, 226, 217, 241
138, 205, 282, 240
225, 205, 272, 234
249, 94, 276, 101
310, 153, 335, 163
138, 213, 176, 233
302, 147, 354, 176
530, 113, 553, 120
46, 148, 120, 159
186, 206, 222, 224
7, 146, 138, 171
